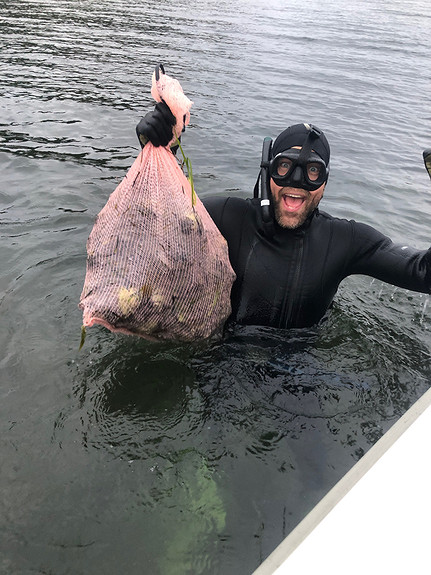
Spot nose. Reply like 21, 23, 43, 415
291, 165, 303, 185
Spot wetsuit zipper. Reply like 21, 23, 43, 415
280, 234, 304, 328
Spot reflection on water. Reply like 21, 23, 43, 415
48, 302, 431, 573
1, 0, 431, 573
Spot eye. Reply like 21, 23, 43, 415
307, 163, 321, 181
277, 159, 292, 176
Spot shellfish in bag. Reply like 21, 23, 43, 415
79, 65, 235, 341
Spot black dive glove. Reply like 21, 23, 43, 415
136, 101, 177, 148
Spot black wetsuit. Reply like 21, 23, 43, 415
203, 196, 431, 329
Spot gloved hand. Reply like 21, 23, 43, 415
136, 101, 177, 148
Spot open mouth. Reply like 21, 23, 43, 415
282, 193, 306, 212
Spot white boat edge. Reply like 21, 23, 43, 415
253, 385, 431, 574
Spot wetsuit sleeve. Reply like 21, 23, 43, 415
346, 221, 431, 293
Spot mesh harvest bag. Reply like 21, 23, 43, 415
79, 66, 235, 341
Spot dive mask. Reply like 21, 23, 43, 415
269, 148, 328, 192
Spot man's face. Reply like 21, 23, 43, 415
269, 145, 326, 229
270, 179, 325, 229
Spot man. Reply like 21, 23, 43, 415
136, 103, 431, 329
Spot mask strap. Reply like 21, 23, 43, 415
296, 124, 321, 165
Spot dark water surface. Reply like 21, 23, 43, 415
1, 0, 431, 573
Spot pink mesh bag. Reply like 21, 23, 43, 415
79, 66, 235, 341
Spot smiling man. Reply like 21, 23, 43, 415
136, 111, 431, 330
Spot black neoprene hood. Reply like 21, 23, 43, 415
272, 123, 330, 164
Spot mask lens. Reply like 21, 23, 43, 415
307, 162, 324, 182
276, 157, 293, 177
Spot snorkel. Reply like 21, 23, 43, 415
254, 137, 273, 223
